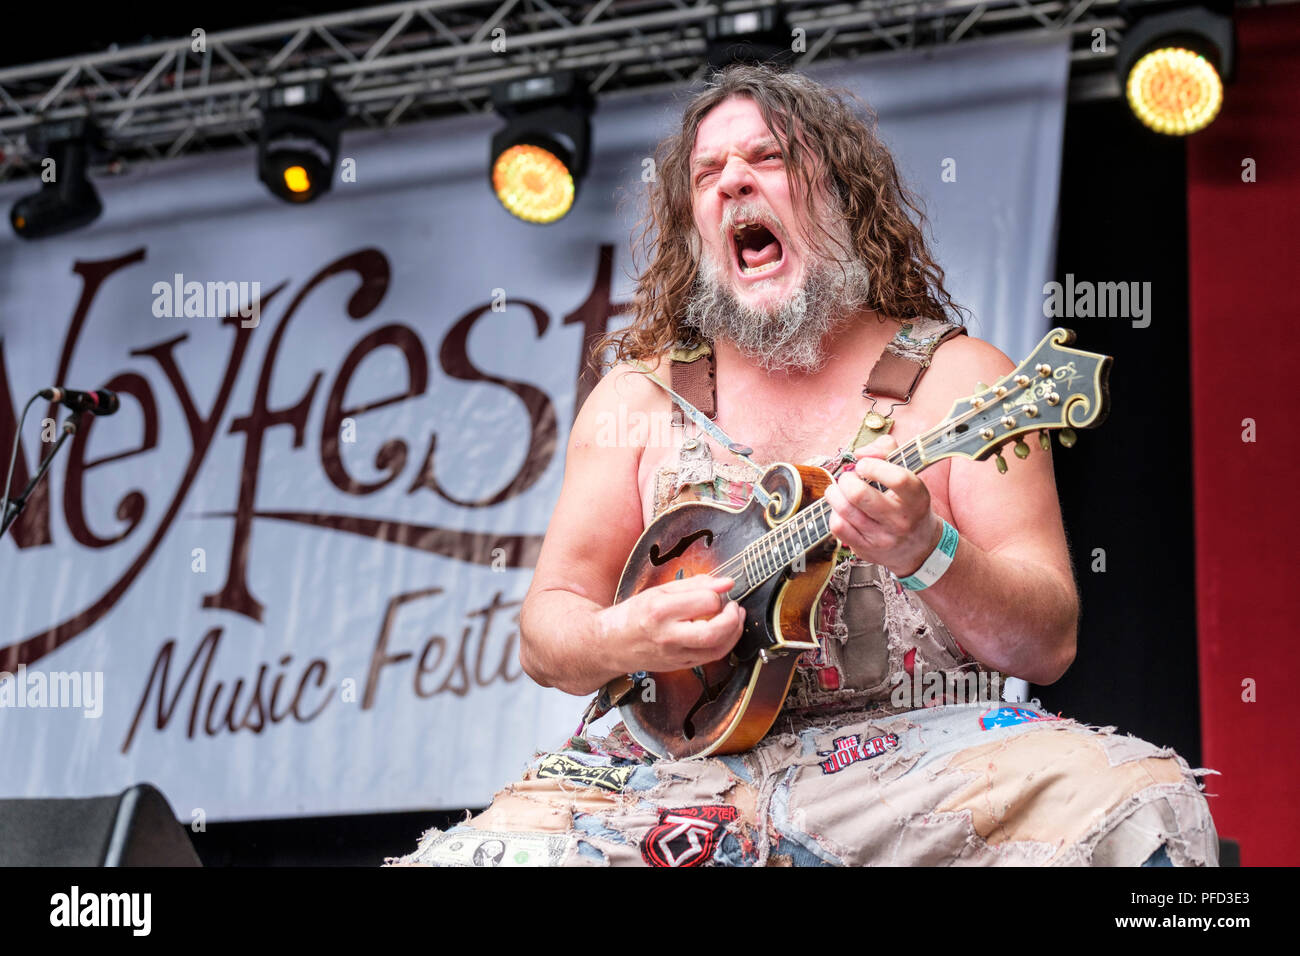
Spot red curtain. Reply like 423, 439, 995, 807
1188, 4, 1300, 866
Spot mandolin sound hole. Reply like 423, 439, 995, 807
648, 529, 715, 565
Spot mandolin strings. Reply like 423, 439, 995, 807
706, 377, 1038, 596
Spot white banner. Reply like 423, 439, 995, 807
0, 37, 1068, 820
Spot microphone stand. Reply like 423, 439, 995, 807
1, 410, 84, 539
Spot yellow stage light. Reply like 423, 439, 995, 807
1126, 47, 1224, 135
492, 143, 576, 224
283, 165, 312, 194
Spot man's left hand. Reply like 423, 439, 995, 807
824, 434, 944, 578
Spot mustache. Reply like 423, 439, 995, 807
717, 201, 788, 247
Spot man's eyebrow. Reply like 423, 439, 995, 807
691, 138, 783, 171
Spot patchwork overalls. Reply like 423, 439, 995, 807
386, 320, 1219, 867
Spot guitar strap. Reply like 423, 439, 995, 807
665, 337, 716, 427
574, 319, 968, 735
666, 319, 968, 466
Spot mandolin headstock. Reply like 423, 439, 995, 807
916, 328, 1112, 469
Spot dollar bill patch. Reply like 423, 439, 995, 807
416, 829, 568, 867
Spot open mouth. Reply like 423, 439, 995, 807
730, 221, 785, 278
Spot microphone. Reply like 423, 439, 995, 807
39, 387, 120, 416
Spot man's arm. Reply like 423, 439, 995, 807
825, 335, 1078, 685
518, 358, 744, 696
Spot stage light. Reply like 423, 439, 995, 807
9, 118, 103, 240
1127, 48, 1223, 134
283, 165, 312, 194
489, 73, 591, 224
1119, 5, 1234, 135
492, 143, 575, 224
257, 81, 345, 204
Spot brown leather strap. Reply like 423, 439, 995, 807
865, 324, 967, 401
669, 348, 717, 425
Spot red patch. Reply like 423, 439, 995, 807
816, 667, 841, 691
640, 805, 738, 868
817, 733, 900, 774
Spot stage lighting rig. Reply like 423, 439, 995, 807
489, 73, 592, 225
9, 118, 104, 240
706, 9, 795, 70
257, 81, 346, 203
1118, 2, 1235, 135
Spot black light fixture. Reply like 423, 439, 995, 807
489, 72, 592, 224
1118, 1, 1235, 135
10, 118, 103, 240
706, 8, 795, 70
257, 80, 346, 203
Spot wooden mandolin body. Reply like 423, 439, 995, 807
615, 463, 837, 759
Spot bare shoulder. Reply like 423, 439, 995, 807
931, 331, 1015, 379
570, 353, 668, 441
920, 332, 1016, 406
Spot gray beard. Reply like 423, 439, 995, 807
684, 246, 872, 375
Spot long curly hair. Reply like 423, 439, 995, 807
593, 63, 968, 371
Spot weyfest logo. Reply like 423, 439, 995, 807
0, 245, 629, 754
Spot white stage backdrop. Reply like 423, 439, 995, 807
0, 36, 1068, 820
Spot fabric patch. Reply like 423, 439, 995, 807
933, 729, 1194, 861
640, 805, 738, 867
675, 435, 715, 488
886, 317, 955, 362
817, 733, 900, 774
414, 829, 568, 867
979, 706, 1060, 731
535, 754, 634, 792
669, 340, 712, 363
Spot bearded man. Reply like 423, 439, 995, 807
387, 65, 1218, 868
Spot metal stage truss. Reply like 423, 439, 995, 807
0, 0, 1284, 180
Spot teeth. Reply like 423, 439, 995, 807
740, 259, 781, 276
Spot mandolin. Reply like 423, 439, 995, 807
612, 327, 1112, 759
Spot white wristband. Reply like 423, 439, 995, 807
898, 520, 959, 591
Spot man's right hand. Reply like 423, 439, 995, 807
595, 575, 745, 673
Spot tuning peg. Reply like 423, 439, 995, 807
995, 452, 1008, 474
1058, 428, 1077, 448
1039, 430, 1051, 451
975, 382, 988, 392
1013, 440, 1031, 459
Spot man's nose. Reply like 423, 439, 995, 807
715, 158, 756, 200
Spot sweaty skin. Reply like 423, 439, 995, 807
518, 96, 1077, 698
